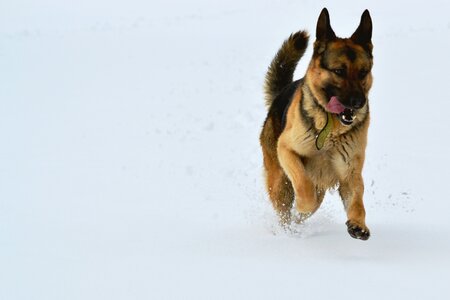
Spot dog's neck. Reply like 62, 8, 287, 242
301, 81, 328, 133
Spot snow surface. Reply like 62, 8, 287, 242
1, 0, 450, 299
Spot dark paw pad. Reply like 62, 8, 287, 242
346, 221, 370, 240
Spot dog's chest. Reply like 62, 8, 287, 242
301, 135, 355, 187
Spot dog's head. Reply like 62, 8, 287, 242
307, 8, 373, 125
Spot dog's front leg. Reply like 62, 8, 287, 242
340, 164, 370, 240
277, 142, 319, 215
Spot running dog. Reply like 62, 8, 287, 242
260, 8, 373, 240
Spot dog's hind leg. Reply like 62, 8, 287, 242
262, 146, 294, 224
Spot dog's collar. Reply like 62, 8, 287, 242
302, 83, 331, 150
315, 112, 333, 150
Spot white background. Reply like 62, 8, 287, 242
1, 0, 450, 299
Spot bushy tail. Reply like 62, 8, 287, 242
264, 30, 309, 107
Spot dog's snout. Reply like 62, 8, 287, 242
350, 96, 366, 109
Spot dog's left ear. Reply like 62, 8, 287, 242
351, 10, 372, 50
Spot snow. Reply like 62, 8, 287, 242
1, 0, 450, 299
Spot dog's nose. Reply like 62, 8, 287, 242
350, 96, 365, 109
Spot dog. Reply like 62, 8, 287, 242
260, 8, 373, 240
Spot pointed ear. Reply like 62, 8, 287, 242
316, 8, 336, 41
351, 10, 372, 47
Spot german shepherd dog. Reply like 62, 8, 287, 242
260, 8, 373, 240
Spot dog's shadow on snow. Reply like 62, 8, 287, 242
277, 220, 449, 263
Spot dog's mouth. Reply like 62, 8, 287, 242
326, 96, 355, 126
339, 109, 355, 125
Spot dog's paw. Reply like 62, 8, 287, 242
295, 196, 320, 215
346, 220, 370, 240
293, 212, 313, 224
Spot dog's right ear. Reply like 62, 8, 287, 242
315, 8, 336, 54
316, 8, 336, 42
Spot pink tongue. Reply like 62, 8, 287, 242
326, 96, 346, 114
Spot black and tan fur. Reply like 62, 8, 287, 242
260, 8, 373, 240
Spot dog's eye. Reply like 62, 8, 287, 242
359, 70, 369, 79
332, 69, 346, 76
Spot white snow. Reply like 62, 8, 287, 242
1, 0, 450, 299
